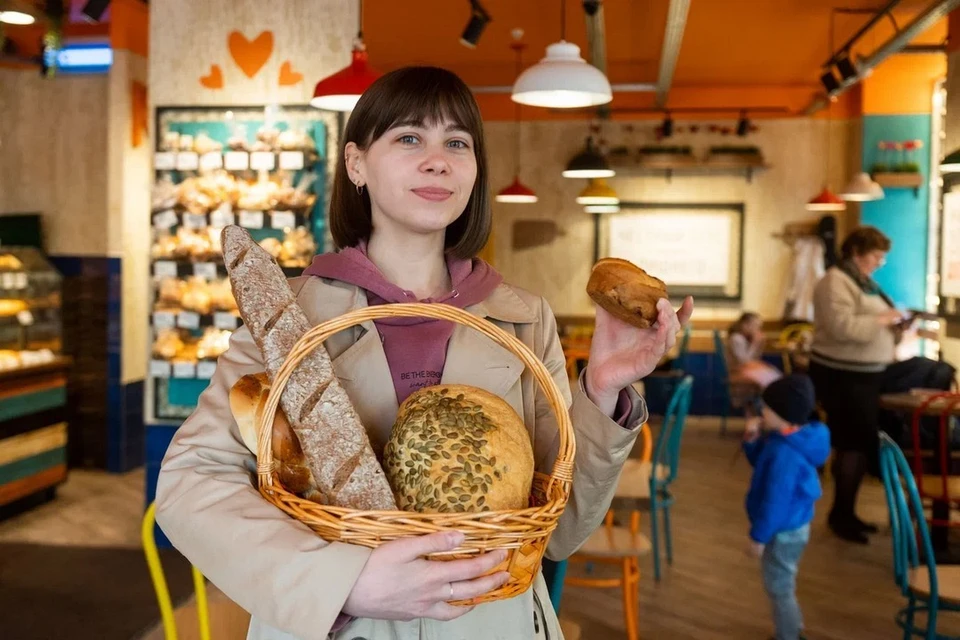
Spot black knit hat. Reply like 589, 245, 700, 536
762, 374, 816, 426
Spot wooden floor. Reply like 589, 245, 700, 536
4, 419, 960, 638
562, 417, 960, 639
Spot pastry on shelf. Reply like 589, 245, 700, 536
208, 278, 238, 311
259, 237, 283, 260
152, 176, 179, 211
174, 342, 199, 364
0, 350, 20, 371
0, 299, 28, 317
237, 179, 279, 211
179, 134, 195, 152
0, 254, 24, 271
196, 328, 232, 360
153, 329, 185, 360
161, 132, 180, 152
194, 132, 223, 155
278, 227, 316, 268
227, 124, 250, 151
152, 232, 179, 260
256, 124, 280, 149
19, 349, 55, 367
181, 277, 213, 315
157, 278, 185, 306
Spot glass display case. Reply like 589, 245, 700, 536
0, 246, 62, 370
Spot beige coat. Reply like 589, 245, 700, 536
811, 266, 896, 372
155, 276, 646, 640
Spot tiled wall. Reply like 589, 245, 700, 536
50, 256, 143, 473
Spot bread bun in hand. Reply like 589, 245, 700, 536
586, 258, 669, 329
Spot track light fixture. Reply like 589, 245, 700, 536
460, 0, 491, 49
80, 0, 110, 23
661, 112, 674, 138
820, 68, 841, 94
582, 0, 601, 16
835, 51, 858, 82
736, 110, 750, 137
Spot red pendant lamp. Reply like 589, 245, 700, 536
806, 15, 845, 213
311, 0, 380, 112
496, 32, 538, 204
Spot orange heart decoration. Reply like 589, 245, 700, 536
200, 64, 224, 89
278, 60, 303, 86
228, 31, 274, 78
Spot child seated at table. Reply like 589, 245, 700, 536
743, 374, 831, 640
727, 312, 783, 389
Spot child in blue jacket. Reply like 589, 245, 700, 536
743, 374, 831, 640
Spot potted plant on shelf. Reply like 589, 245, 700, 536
871, 140, 924, 189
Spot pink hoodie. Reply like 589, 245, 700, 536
302, 242, 503, 404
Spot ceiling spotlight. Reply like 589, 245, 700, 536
820, 68, 841, 94
80, 0, 111, 23
460, 0, 491, 49
736, 110, 750, 137
835, 51, 858, 82
661, 112, 674, 138
582, 0, 601, 16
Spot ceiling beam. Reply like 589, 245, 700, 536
654, 0, 692, 109
584, 0, 609, 118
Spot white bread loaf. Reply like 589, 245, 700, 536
221, 225, 397, 510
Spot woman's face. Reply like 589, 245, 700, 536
854, 249, 888, 277
345, 117, 478, 241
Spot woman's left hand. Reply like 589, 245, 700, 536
585, 296, 694, 416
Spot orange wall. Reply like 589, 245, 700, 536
861, 53, 945, 115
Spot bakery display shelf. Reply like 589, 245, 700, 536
152, 258, 304, 280
149, 357, 219, 381
151, 207, 310, 233
154, 150, 316, 174
150, 309, 240, 331
0, 355, 71, 384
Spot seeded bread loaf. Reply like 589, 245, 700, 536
221, 225, 397, 511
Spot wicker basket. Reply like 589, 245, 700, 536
255, 302, 576, 605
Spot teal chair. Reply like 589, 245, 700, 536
879, 432, 960, 639
713, 330, 761, 436
646, 375, 694, 581
609, 375, 693, 581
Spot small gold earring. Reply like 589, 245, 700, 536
356, 183, 364, 195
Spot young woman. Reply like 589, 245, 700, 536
726, 312, 782, 389
156, 66, 693, 640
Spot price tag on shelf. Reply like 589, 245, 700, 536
193, 262, 218, 280
271, 211, 297, 229
210, 204, 235, 229
177, 311, 201, 330
239, 210, 264, 229
200, 152, 224, 171
154, 261, 178, 279
153, 209, 178, 229
154, 152, 177, 171
153, 311, 176, 329
279, 151, 305, 170
150, 359, 172, 378
213, 312, 239, 330
250, 151, 276, 171
182, 213, 207, 230
173, 361, 197, 378
176, 152, 200, 171
224, 151, 250, 171
196, 360, 218, 379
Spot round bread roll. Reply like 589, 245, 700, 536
586, 257, 668, 329
382, 385, 534, 513
229, 372, 324, 502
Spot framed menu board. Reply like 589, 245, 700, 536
595, 202, 744, 301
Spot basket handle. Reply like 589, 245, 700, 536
256, 302, 576, 496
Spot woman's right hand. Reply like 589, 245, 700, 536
341, 531, 510, 622
877, 309, 904, 327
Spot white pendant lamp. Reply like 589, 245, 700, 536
511, 0, 612, 109
839, 172, 884, 202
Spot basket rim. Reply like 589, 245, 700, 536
254, 301, 576, 513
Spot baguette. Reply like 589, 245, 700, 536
222, 225, 397, 510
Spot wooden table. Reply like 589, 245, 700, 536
880, 390, 960, 417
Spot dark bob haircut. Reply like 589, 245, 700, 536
329, 66, 491, 259
840, 225, 892, 260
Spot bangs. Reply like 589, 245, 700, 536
363, 67, 482, 146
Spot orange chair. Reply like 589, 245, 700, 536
564, 423, 654, 640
